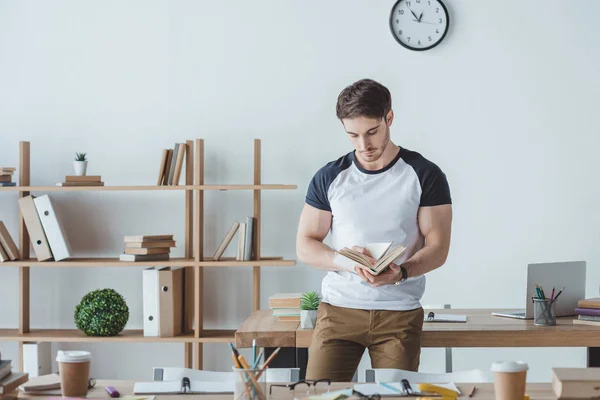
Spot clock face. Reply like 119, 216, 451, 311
389, 0, 449, 51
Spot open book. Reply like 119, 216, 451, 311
334, 242, 407, 276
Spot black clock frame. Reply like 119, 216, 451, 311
389, 0, 450, 51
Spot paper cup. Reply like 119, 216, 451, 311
56, 350, 92, 397
491, 361, 528, 400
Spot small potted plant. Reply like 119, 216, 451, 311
73, 152, 88, 176
300, 291, 321, 329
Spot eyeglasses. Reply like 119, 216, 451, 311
352, 390, 381, 400
269, 379, 332, 395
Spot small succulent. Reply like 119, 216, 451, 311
75, 152, 87, 162
300, 291, 321, 311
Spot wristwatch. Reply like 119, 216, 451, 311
394, 265, 408, 286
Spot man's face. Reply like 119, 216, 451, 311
342, 111, 393, 164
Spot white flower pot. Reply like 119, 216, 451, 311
73, 161, 88, 176
300, 310, 318, 329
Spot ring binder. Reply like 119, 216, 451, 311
427, 311, 435, 321
181, 377, 190, 394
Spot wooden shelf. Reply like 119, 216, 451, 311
0, 329, 197, 343
0, 329, 236, 343
201, 329, 237, 343
0, 184, 296, 192
0, 257, 296, 267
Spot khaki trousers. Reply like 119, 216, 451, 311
306, 302, 424, 382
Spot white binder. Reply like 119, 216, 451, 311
17, 195, 53, 261
33, 195, 72, 261
143, 267, 160, 336
143, 267, 183, 337
22, 342, 52, 378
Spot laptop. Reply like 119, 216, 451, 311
492, 261, 586, 319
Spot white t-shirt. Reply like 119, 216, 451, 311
305, 148, 451, 311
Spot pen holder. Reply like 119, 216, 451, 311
532, 298, 556, 326
233, 367, 266, 400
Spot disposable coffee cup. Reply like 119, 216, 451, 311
56, 350, 92, 397
491, 361, 528, 400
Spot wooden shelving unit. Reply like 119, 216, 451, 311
0, 139, 296, 370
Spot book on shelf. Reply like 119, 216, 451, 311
0, 167, 16, 173
161, 149, 173, 185
125, 235, 174, 243
552, 367, 600, 399
0, 245, 9, 262
272, 308, 301, 317
578, 298, 600, 309
126, 240, 176, 249
17, 195, 53, 261
213, 222, 240, 261
56, 181, 104, 187
125, 247, 171, 255
0, 222, 19, 260
0, 182, 16, 187
120, 253, 170, 262
157, 149, 169, 186
268, 293, 302, 309
243, 216, 254, 261
236, 222, 246, 261
172, 143, 186, 185
65, 175, 102, 183
0, 175, 12, 183
334, 242, 407, 275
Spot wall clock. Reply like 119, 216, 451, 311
389, 0, 449, 51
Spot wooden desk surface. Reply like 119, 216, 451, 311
236, 309, 600, 349
9, 380, 557, 400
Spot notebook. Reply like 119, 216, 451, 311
133, 379, 233, 395
353, 382, 460, 397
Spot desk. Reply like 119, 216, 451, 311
236, 309, 600, 378
8, 380, 557, 399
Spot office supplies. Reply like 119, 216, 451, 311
22, 342, 52, 378
550, 287, 556, 301
252, 339, 257, 365
251, 350, 264, 370
492, 261, 586, 319
133, 378, 233, 395
539, 285, 546, 299
18, 373, 60, 392
142, 267, 183, 337
468, 385, 477, 397
18, 195, 53, 261
237, 355, 265, 399
334, 242, 407, 275
536, 286, 544, 299
424, 311, 467, 323
34, 194, 72, 261
377, 381, 402, 393
552, 368, 600, 399
105, 386, 120, 397
417, 383, 459, 397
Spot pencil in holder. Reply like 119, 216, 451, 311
532, 298, 556, 326
233, 367, 266, 400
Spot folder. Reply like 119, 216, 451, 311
17, 195, 53, 261
143, 267, 183, 337
0, 221, 20, 260
236, 222, 246, 261
33, 195, 72, 261
134, 379, 233, 395
22, 342, 52, 378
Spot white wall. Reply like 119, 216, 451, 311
1, 0, 599, 382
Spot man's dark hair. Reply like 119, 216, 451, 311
336, 78, 392, 120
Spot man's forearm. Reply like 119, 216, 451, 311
297, 237, 340, 271
402, 243, 448, 279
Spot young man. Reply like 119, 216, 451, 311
296, 79, 452, 382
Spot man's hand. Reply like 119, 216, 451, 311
355, 262, 402, 287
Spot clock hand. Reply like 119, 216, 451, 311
410, 9, 419, 21
416, 20, 439, 25
418, 12, 423, 22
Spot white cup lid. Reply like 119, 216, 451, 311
491, 361, 528, 373
56, 350, 92, 363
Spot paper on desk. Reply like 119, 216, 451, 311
353, 382, 460, 396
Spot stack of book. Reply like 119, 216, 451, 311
0, 167, 16, 187
56, 175, 104, 187
0, 355, 29, 396
212, 217, 255, 261
573, 298, 600, 327
17, 195, 72, 261
268, 293, 301, 322
120, 235, 175, 262
0, 221, 19, 262
157, 143, 186, 186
